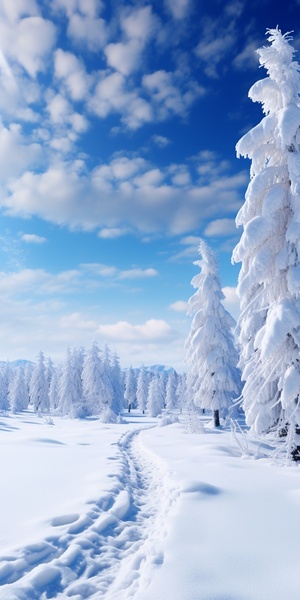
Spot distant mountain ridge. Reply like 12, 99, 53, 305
0, 360, 35, 368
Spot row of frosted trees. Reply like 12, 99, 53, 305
0, 343, 187, 421
186, 28, 300, 459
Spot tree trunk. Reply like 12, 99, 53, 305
213, 409, 220, 427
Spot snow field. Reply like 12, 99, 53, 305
0, 411, 179, 600
1, 410, 300, 599
136, 420, 300, 600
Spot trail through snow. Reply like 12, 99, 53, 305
0, 426, 180, 600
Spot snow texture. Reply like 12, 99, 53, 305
0, 409, 300, 600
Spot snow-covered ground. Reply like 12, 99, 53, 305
1, 409, 300, 600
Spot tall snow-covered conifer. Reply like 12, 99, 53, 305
110, 352, 125, 415
81, 341, 105, 416
185, 240, 240, 427
9, 367, 29, 413
124, 366, 136, 411
136, 365, 149, 414
29, 352, 50, 414
147, 373, 165, 417
232, 28, 300, 452
165, 371, 179, 410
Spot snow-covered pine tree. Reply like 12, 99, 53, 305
24, 362, 34, 394
124, 366, 137, 412
49, 368, 59, 411
176, 372, 188, 412
232, 28, 300, 455
45, 357, 55, 389
165, 370, 179, 411
100, 344, 115, 409
81, 341, 105, 416
110, 352, 125, 415
0, 362, 11, 412
185, 240, 240, 427
136, 365, 149, 414
71, 347, 84, 411
29, 352, 50, 414
57, 348, 81, 417
9, 367, 29, 413
147, 372, 165, 417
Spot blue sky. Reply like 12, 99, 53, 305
0, 0, 298, 370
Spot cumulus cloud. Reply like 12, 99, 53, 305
204, 218, 238, 237
54, 49, 92, 101
105, 39, 143, 76
98, 318, 174, 342
1, 152, 245, 235
164, 0, 191, 20
20, 233, 47, 244
81, 263, 158, 281
118, 268, 158, 280
104, 6, 159, 75
142, 69, 205, 120
67, 13, 107, 51
0, 15, 56, 78
89, 71, 154, 129
151, 135, 171, 148
169, 300, 188, 312
0, 122, 43, 178
52, 0, 107, 50
52, 0, 104, 19
98, 227, 130, 239
0, 261, 160, 300
0, 293, 185, 368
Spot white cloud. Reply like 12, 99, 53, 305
52, 0, 107, 50
0, 293, 186, 368
46, 93, 89, 140
164, 0, 191, 20
133, 169, 163, 187
0, 262, 159, 300
0, 0, 40, 21
54, 49, 92, 101
180, 235, 202, 246
143, 69, 205, 120
90, 72, 153, 129
152, 135, 170, 148
194, 1, 244, 78
0, 122, 43, 179
118, 268, 158, 280
169, 300, 188, 312
98, 319, 174, 342
121, 6, 158, 41
204, 218, 238, 237
52, 0, 103, 19
233, 39, 260, 70
0, 16, 56, 78
67, 14, 107, 51
110, 157, 147, 180
104, 6, 159, 76
105, 39, 143, 76
98, 227, 129, 239
2, 153, 245, 235
20, 234, 47, 244
170, 235, 202, 262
